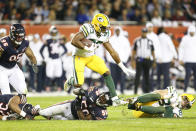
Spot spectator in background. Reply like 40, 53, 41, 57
76, 4, 89, 24
42, 5, 49, 22
107, 26, 132, 94
172, 9, 187, 21
131, 28, 155, 94
0, 28, 7, 38
64, 5, 76, 21
28, 34, 45, 92
48, 9, 56, 22
151, 9, 162, 26
130, 8, 142, 22
157, 27, 178, 89
178, 25, 196, 92
40, 26, 66, 92
34, 6, 43, 24
110, 0, 121, 20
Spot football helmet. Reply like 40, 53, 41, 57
91, 13, 110, 33
180, 93, 195, 110
9, 24, 25, 45
96, 92, 112, 107
49, 25, 59, 39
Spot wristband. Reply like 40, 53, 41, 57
118, 62, 126, 70
20, 111, 26, 117
84, 46, 89, 50
2, 116, 7, 121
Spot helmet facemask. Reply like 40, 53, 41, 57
96, 92, 112, 107
10, 25, 25, 45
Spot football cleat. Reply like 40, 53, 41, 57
112, 96, 128, 106
64, 77, 74, 91
127, 97, 140, 110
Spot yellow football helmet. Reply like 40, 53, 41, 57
181, 93, 195, 109
91, 13, 110, 33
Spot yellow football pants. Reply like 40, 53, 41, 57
73, 55, 109, 85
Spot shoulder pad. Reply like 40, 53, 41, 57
79, 23, 92, 37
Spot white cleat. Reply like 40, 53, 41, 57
64, 77, 74, 91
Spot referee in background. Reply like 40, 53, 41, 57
131, 28, 156, 94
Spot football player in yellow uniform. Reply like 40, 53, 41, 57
127, 86, 195, 118
64, 13, 135, 106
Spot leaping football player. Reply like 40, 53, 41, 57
127, 86, 195, 118
64, 13, 135, 106
0, 24, 37, 95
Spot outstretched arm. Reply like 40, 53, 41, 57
103, 42, 120, 64
103, 42, 135, 76
25, 46, 37, 65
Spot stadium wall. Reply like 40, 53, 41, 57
0, 25, 187, 44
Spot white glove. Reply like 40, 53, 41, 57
118, 62, 136, 76
84, 44, 97, 52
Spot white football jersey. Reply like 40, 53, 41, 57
74, 23, 111, 57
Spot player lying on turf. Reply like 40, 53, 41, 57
127, 86, 195, 118
38, 86, 112, 120
0, 94, 40, 120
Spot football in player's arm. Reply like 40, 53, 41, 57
127, 86, 195, 118
38, 87, 110, 120
0, 94, 39, 120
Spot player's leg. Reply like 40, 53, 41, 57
64, 56, 86, 90
39, 102, 74, 120
184, 63, 192, 92
86, 55, 117, 97
0, 66, 11, 94
9, 66, 28, 94
54, 59, 63, 91
45, 60, 55, 91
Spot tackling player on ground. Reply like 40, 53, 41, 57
0, 24, 37, 94
0, 94, 40, 120
38, 86, 111, 120
64, 13, 135, 106
127, 86, 195, 118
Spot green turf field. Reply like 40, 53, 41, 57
0, 95, 196, 131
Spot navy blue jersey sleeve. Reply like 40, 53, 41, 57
40, 44, 46, 59
60, 44, 67, 56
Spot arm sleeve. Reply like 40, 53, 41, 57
168, 36, 178, 59
40, 44, 46, 59
178, 37, 185, 61
60, 44, 67, 56
150, 40, 154, 52
79, 23, 90, 38
133, 40, 137, 51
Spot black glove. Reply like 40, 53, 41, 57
32, 64, 38, 73
73, 88, 85, 96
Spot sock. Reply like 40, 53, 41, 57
137, 93, 161, 103
140, 106, 165, 114
103, 74, 117, 97
68, 77, 75, 85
